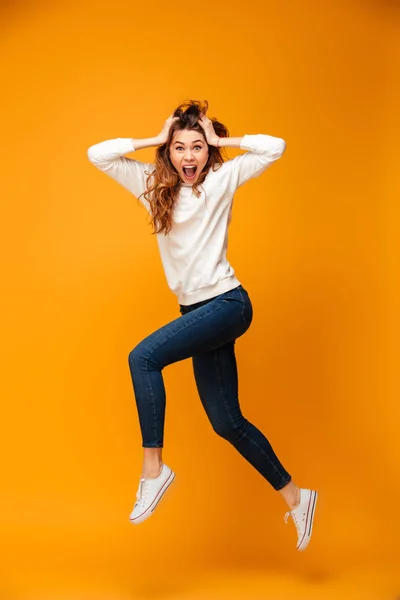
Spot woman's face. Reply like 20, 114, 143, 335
169, 129, 209, 184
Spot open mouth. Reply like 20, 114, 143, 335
182, 165, 197, 180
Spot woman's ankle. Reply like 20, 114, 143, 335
142, 463, 163, 479
279, 480, 301, 510
141, 447, 163, 479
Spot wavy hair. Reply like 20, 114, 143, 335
140, 100, 229, 235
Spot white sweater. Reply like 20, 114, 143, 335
87, 134, 286, 305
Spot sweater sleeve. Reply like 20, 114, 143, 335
225, 134, 286, 190
87, 138, 154, 210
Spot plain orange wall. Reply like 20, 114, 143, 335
1, 0, 398, 597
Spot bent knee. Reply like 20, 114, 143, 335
128, 342, 147, 368
128, 341, 162, 372
212, 417, 248, 442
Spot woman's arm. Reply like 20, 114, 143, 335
130, 114, 179, 150
218, 135, 285, 152
198, 115, 285, 154
87, 115, 179, 202
128, 136, 163, 150
198, 115, 286, 187
215, 137, 244, 148
222, 134, 286, 189
87, 138, 155, 204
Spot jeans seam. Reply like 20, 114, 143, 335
213, 344, 290, 490
213, 346, 238, 432
134, 355, 159, 447
238, 432, 290, 486
237, 287, 246, 323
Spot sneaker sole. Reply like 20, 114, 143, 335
129, 470, 175, 525
297, 490, 318, 551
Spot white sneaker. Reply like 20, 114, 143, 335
129, 464, 175, 525
284, 488, 318, 551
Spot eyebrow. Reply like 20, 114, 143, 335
174, 139, 204, 145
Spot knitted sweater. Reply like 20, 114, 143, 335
87, 134, 286, 305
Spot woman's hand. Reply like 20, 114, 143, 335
199, 115, 220, 146
156, 115, 180, 145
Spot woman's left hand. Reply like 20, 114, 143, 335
199, 115, 220, 146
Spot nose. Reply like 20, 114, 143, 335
183, 149, 195, 162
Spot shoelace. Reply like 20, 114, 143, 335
284, 507, 305, 533
135, 478, 150, 509
284, 510, 297, 525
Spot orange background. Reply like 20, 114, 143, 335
1, 0, 399, 598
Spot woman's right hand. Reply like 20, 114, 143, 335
156, 115, 179, 145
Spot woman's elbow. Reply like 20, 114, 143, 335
277, 138, 286, 158
87, 145, 97, 164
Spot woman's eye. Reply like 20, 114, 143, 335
175, 145, 202, 151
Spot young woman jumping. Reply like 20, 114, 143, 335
87, 100, 318, 551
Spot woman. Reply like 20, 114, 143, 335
87, 100, 317, 551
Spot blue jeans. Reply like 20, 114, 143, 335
128, 285, 291, 490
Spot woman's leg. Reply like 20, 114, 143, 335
128, 289, 252, 477
192, 340, 298, 504
192, 340, 319, 550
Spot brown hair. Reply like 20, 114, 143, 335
140, 100, 229, 235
